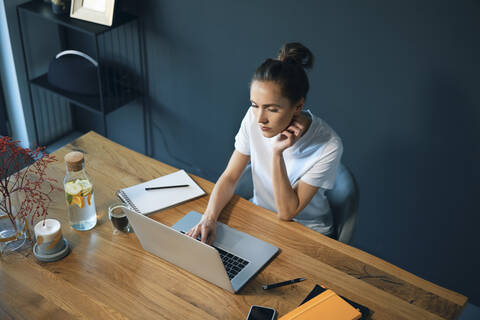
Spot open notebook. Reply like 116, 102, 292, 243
116, 170, 206, 215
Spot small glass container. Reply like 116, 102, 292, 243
108, 203, 132, 233
64, 151, 97, 231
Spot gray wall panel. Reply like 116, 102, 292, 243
124, 0, 480, 303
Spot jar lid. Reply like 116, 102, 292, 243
64, 151, 84, 172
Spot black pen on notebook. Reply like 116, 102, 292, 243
145, 184, 189, 191
262, 277, 306, 290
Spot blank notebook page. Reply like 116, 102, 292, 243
117, 170, 206, 214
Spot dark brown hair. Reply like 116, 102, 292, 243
252, 42, 314, 105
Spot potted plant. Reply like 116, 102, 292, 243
0, 137, 59, 256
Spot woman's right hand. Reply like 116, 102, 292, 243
272, 115, 308, 154
186, 215, 217, 245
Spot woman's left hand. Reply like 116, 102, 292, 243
272, 115, 307, 154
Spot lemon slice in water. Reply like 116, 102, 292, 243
65, 181, 82, 196
77, 179, 93, 196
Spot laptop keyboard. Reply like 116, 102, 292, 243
214, 246, 249, 280
179, 231, 249, 279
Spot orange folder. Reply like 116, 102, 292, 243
280, 289, 362, 320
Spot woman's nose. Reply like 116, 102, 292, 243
257, 109, 268, 124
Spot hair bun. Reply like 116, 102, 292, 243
277, 42, 314, 70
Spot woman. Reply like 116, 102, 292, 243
187, 42, 343, 243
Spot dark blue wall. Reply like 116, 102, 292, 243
127, 0, 480, 303
10, 0, 480, 304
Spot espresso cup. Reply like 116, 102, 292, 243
108, 203, 132, 233
34, 219, 66, 256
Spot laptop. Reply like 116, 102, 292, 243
123, 209, 279, 293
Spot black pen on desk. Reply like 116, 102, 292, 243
145, 184, 189, 191
262, 277, 306, 290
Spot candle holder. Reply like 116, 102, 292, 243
33, 219, 70, 262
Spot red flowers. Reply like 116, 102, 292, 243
0, 136, 60, 231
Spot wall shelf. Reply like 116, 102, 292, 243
17, 0, 146, 146
18, 1, 137, 36
30, 73, 140, 115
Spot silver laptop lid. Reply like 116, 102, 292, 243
172, 211, 279, 293
123, 207, 234, 293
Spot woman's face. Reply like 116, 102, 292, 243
250, 81, 303, 138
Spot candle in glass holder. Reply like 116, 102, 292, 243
34, 219, 64, 254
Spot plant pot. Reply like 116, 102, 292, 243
0, 214, 27, 256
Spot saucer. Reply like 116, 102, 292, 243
33, 238, 70, 262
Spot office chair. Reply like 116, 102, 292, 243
325, 164, 359, 244
234, 163, 359, 244
234, 163, 254, 201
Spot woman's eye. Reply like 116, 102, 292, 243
250, 104, 258, 108
268, 108, 278, 113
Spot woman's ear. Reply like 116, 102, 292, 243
293, 98, 305, 115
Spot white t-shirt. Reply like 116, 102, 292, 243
234, 108, 343, 236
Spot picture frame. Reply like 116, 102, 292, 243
70, 0, 116, 27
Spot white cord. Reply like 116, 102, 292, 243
55, 50, 99, 67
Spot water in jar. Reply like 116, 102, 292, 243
65, 179, 97, 230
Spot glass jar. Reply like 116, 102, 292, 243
64, 151, 97, 231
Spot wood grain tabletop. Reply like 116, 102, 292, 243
0, 131, 467, 319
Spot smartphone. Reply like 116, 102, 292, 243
246, 305, 277, 320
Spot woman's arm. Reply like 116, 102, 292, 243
271, 114, 319, 220
204, 150, 250, 221
187, 150, 250, 243
272, 151, 319, 220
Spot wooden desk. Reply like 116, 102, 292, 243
0, 132, 467, 319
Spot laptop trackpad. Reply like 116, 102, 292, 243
171, 211, 203, 233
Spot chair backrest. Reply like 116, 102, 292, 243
234, 162, 359, 244
234, 163, 254, 200
325, 163, 359, 244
